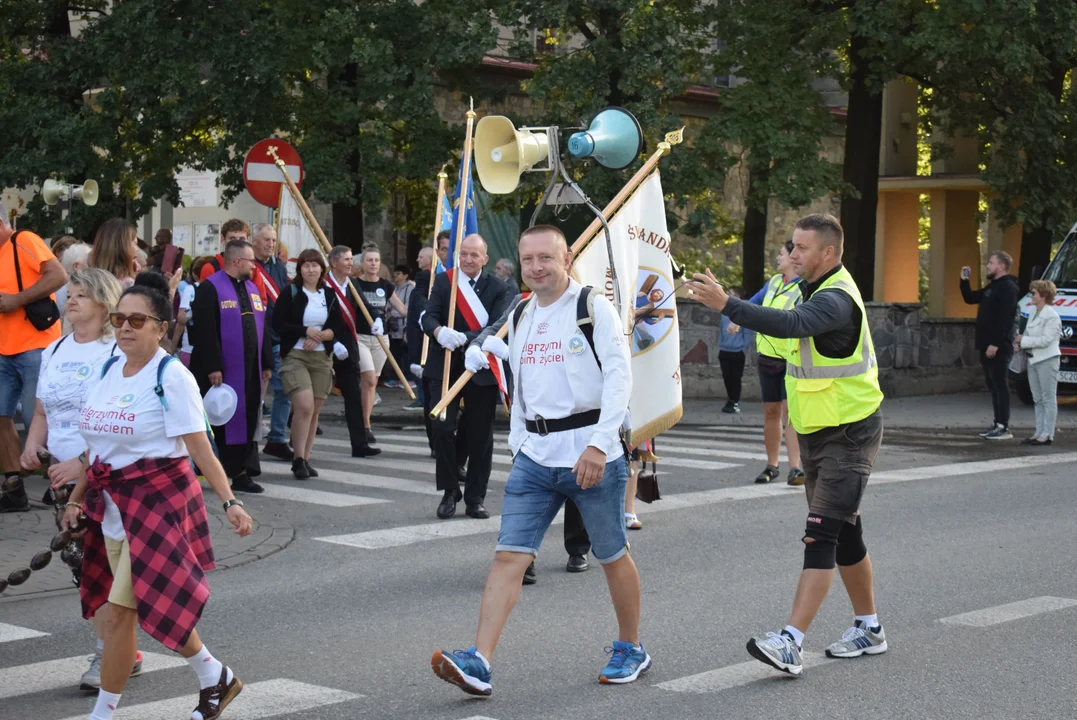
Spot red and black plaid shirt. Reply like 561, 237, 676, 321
80, 456, 215, 652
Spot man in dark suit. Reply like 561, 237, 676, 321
327, 245, 380, 457
421, 234, 511, 520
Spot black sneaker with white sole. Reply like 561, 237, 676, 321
983, 426, 1013, 440
979, 424, 1000, 438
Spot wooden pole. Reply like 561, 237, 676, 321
439, 100, 478, 415
420, 167, 449, 366
429, 128, 685, 418
267, 146, 416, 400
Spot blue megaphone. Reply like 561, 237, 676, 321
567, 107, 644, 170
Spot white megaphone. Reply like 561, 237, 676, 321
567, 107, 644, 170
72, 180, 99, 207
42, 179, 67, 206
474, 116, 551, 194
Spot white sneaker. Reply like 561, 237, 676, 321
825, 621, 888, 658
80, 650, 143, 691
746, 631, 803, 675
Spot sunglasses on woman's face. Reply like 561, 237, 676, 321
108, 312, 163, 330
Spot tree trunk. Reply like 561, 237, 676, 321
404, 194, 424, 272
839, 34, 883, 300
742, 167, 769, 297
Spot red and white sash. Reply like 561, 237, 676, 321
252, 262, 280, 303
448, 269, 489, 331
326, 272, 358, 338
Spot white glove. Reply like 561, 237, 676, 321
410, 363, 424, 379
333, 342, 349, 360
465, 344, 490, 373
371, 318, 385, 336
436, 327, 467, 350
481, 335, 510, 361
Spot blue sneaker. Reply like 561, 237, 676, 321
431, 647, 492, 696
599, 640, 652, 684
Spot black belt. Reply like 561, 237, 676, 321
526, 410, 602, 437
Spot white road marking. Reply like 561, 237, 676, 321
871, 452, 1077, 482
0, 652, 186, 700
313, 450, 1077, 550
0, 623, 49, 643
256, 483, 391, 507
939, 597, 1077, 627
56, 679, 360, 720
259, 465, 441, 496
313, 440, 511, 481
656, 652, 833, 693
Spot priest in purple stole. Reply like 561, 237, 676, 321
190, 240, 274, 494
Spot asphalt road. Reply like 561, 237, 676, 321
3, 417, 1076, 720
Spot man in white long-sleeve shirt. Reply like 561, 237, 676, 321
430, 225, 651, 696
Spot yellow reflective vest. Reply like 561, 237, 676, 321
785, 266, 883, 434
755, 273, 801, 360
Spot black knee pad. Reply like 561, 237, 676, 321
836, 516, 867, 567
802, 514, 842, 570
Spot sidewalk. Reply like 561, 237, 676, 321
0, 474, 294, 604
358, 385, 1076, 432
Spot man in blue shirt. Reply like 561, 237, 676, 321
718, 288, 753, 413
251, 223, 292, 461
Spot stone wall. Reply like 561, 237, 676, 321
678, 299, 981, 399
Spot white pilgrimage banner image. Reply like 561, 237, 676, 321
275, 184, 321, 276
570, 170, 683, 443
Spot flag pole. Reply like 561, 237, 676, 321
420, 166, 449, 367
430, 127, 685, 418
267, 146, 416, 400
440, 99, 478, 417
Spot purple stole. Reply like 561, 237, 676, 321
206, 271, 265, 444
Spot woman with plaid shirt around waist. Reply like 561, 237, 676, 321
61, 275, 254, 720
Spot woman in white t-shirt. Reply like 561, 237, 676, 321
19, 268, 131, 691
60, 278, 254, 720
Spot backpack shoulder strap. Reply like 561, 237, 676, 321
576, 286, 601, 369
49, 334, 70, 361
101, 355, 121, 379
153, 355, 177, 410
511, 295, 534, 334
290, 283, 298, 299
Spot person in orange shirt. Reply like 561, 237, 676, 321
197, 219, 268, 303
0, 203, 67, 512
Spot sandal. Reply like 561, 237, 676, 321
192, 666, 243, 720
754, 465, 780, 484
624, 512, 642, 530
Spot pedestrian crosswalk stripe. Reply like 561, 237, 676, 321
0, 651, 186, 700
871, 452, 1077, 482
310, 439, 511, 481
55, 678, 361, 720
260, 465, 442, 496
256, 483, 392, 507
939, 596, 1077, 627
0, 623, 49, 644
656, 652, 833, 693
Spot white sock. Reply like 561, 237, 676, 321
782, 625, 805, 649
187, 645, 228, 689
90, 689, 121, 720
473, 649, 491, 671
96, 637, 105, 654
856, 613, 880, 630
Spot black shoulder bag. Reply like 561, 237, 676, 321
10, 231, 60, 331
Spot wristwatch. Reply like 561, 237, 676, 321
222, 499, 244, 511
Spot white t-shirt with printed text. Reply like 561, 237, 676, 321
36, 335, 117, 462
79, 348, 207, 539
296, 287, 328, 352
518, 292, 596, 468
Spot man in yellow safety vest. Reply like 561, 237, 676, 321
686, 213, 886, 678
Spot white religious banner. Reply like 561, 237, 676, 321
571, 170, 682, 443
275, 184, 320, 276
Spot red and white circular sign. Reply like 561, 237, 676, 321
243, 139, 304, 208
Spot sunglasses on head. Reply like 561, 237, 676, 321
108, 312, 163, 330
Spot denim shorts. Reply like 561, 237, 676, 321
0, 349, 43, 422
497, 451, 629, 564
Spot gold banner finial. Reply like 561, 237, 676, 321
664, 127, 685, 146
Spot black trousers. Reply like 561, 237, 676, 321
334, 360, 370, 453
428, 379, 497, 505
718, 350, 746, 403
981, 350, 1012, 427
215, 439, 260, 480
564, 498, 591, 556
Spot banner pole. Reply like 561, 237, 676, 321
439, 99, 478, 417
267, 147, 416, 400
420, 166, 449, 367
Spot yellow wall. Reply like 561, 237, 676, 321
928, 190, 981, 318
874, 192, 921, 302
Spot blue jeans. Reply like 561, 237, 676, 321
497, 451, 629, 564
0, 348, 44, 426
267, 345, 291, 443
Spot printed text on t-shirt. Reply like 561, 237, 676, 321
521, 340, 563, 366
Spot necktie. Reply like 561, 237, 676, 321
469, 278, 476, 289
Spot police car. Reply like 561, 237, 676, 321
1013, 221, 1077, 404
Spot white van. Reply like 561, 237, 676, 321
1013, 221, 1077, 404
